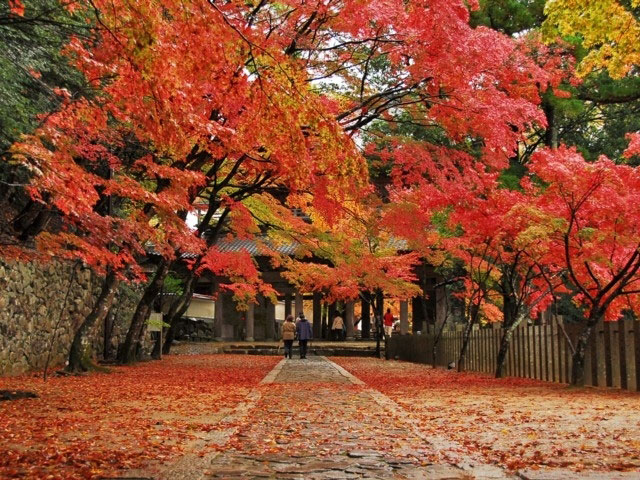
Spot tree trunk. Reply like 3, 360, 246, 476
13, 200, 53, 241
374, 290, 383, 358
457, 304, 479, 372
420, 294, 429, 331
361, 292, 371, 339
495, 313, 525, 378
432, 287, 452, 366
151, 329, 163, 360
118, 261, 170, 364
570, 314, 600, 386
44, 261, 80, 381
321, 303, 328, 339
67, 271, 119, 373
432, 313, 449, 367
162, 273, 197, 355
543, 99, 558, 149
494, 290, 522, 378
103, 308, 116, 361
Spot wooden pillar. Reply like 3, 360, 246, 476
284, 292, 292, 318
313, 292, 322, 339
266, 300, 276, 340
329, 302, 337, 324
361, 294, 371, 339
400, 300, 409, 335
245, 303, 255, 341
412, 297, 425, 333
346, 301, 355, 340
295, 291, 304, 317
322, 303, 329, 339
214, 291, 224, 340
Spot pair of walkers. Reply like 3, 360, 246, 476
281, 313, 313, 359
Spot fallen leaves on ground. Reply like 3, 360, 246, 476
0, 355, 279, 479
332, 357, 640, 473
222, 367, 436, 465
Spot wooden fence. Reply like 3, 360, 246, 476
386, 318, 640, 392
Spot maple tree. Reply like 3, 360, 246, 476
519, 145, 640, 386
383, 158, 557, 375
382, 139, 640, 384
4, 0, 370, 364
281, 197, 420, 302
5, 0, 639, 392
148, 0, 564, 356
9, 90, 207, 371
277, 192, 421, 353
344, 16, 567, 370
36, 0, 560, 366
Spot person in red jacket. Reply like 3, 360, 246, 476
383, 308, 394, 337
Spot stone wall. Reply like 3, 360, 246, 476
0, 259, 144, 376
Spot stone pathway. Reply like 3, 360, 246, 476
143, 356, 514, 480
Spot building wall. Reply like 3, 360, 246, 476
185, 297, 215, 319
0, 259, 144, 376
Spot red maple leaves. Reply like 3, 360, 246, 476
0, 355, 279, 479
8, 0, 24, 16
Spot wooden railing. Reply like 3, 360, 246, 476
386, 319, 640, 392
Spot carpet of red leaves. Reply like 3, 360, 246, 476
0, 355, 279, 479
332, 357, 640, 473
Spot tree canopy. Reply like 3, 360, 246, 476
2, 0, 640, 384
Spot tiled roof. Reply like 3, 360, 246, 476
180, 236, 407, 259
215, 238, 299, 256
181, 237, 299, 259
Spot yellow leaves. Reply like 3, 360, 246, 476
512, 205, 564, 250
543, 0, 640, 78
516, 224, 552, 248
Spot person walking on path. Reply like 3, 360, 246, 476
296, 312, 313, 359
383, 308, 394, 337
331, 313, 344, 341
281, 315, 296, 359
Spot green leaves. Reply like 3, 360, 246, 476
0, 0, 89, 150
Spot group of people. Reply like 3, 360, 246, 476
331, 308, 397, 340
281, 313, 313, 359
281, 307, 399, 359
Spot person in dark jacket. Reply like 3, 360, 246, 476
296, 312, 313, 359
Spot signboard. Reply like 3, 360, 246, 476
147, 312, 164, 332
